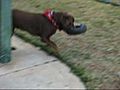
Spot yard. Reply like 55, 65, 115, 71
12, 0, 120, 89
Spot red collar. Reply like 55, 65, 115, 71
43, 9, 58, 28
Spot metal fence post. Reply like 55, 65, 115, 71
0, 0, 12, 63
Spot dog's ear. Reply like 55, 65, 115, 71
56, 12, 67, 30
60, 13, 74, 28
55, 12, 74, 31
60, 12, 69, 19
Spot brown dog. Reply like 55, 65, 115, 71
12, 9, 74, 51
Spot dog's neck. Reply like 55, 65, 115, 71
43, 10, 60, 29
52, 12, 64, 31
43, 10, 64, 31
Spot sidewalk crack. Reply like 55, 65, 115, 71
0, 59, 58, 77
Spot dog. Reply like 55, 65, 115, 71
12, 9, 74, 52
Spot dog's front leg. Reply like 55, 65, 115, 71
48, 39, 58, 50
41, 37, 58, 52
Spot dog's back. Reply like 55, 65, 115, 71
13, 9, 37, 33
12, 9, 54, 36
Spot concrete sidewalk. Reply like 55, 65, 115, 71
0, 36, 86, 89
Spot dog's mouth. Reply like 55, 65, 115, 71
63, 24, 87, 35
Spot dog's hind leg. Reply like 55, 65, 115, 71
11, 26, 16, 50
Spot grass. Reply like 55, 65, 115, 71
12, 0, 120, 89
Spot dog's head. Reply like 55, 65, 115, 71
53, 12, 75, 31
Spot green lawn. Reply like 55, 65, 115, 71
12, 0, 120, 89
